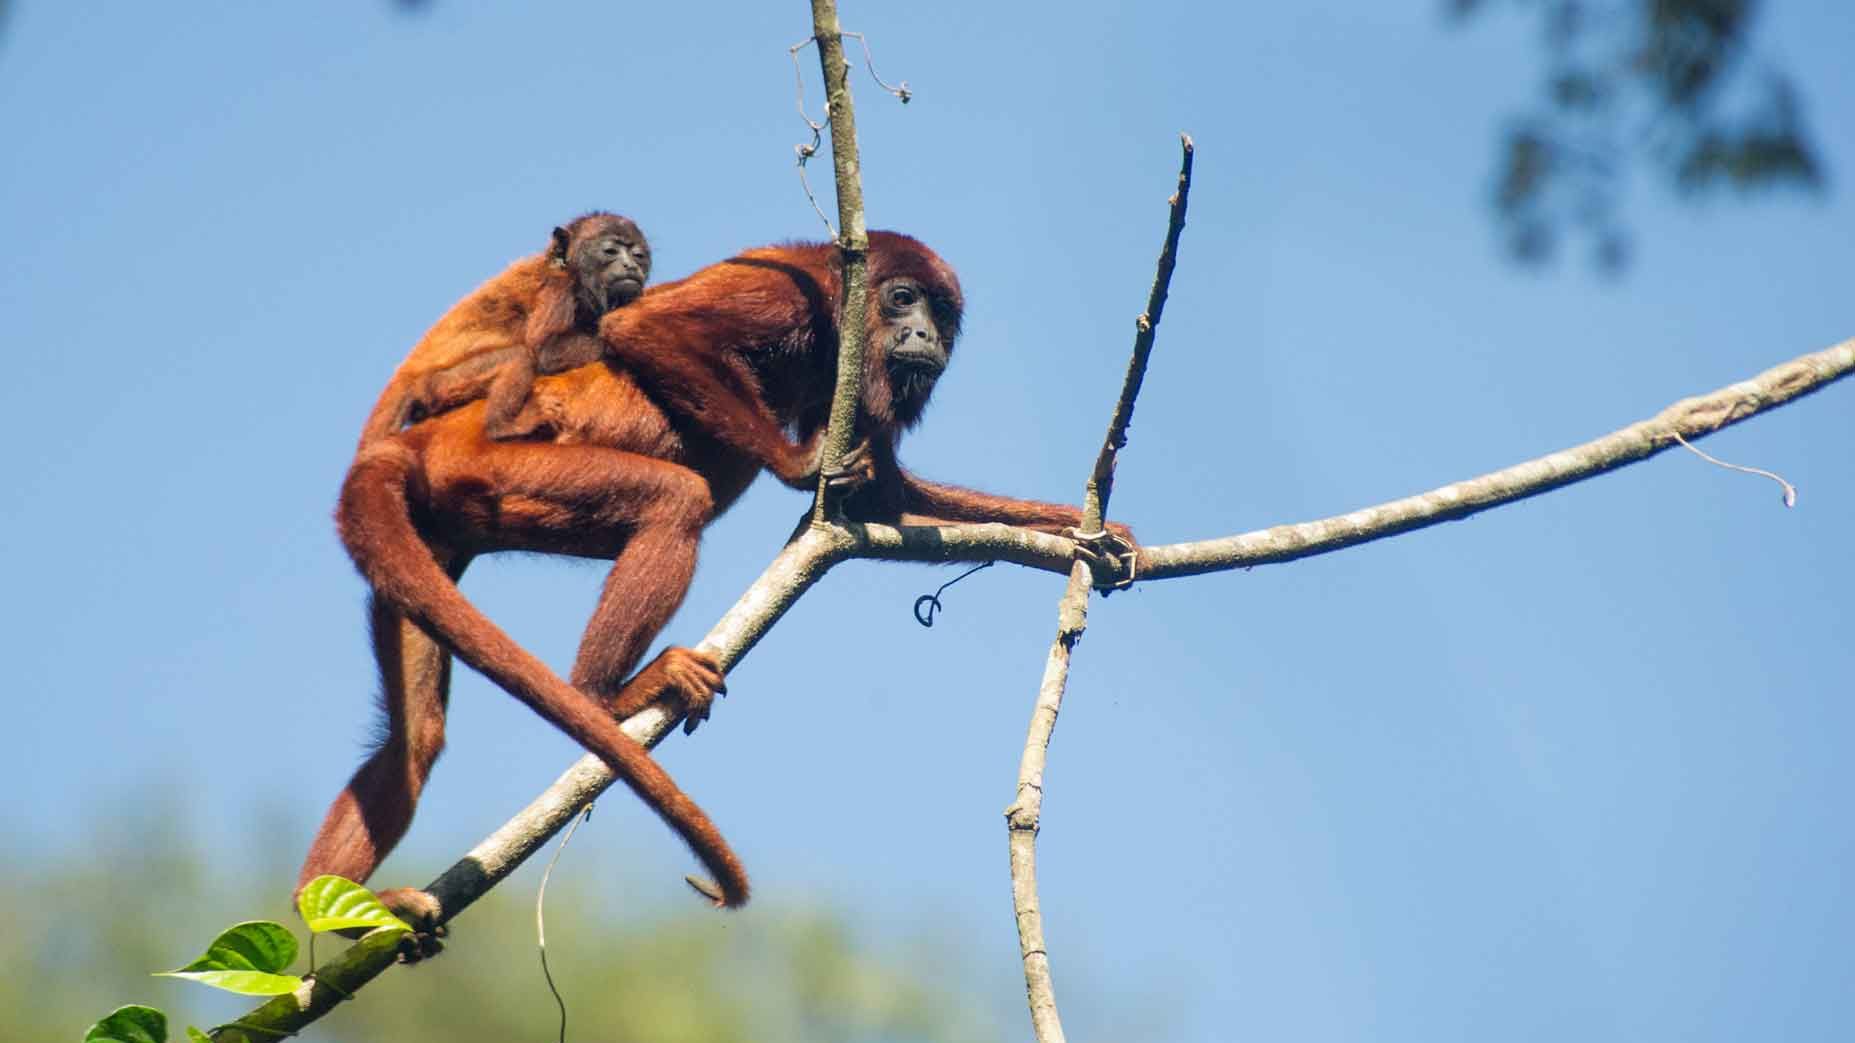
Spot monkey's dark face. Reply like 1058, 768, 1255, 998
572, 222, 652, 314
870, 276, 953, 426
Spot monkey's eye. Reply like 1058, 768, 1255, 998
888, 286, 919, 308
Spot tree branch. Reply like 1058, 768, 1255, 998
1138, 336, 1855, 579
807, 0, 873, 524
1007, 132, 1196, 1043
1088, 134, 1195, 517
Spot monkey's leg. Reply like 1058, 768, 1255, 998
298, 556, 470, 957
481, 359, 539, 441
573, 509, 728, 734
297, 603, 443, 894
473, 442, 727, 728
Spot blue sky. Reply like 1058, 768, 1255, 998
2, 2, 1851, 1040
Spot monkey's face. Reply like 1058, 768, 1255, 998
573, 222, 653, 313
870, 277, 952, 426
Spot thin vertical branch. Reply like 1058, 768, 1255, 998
1088, 134, 1195, 522
1007, 134, 1196, 1043
1005, 559, 1090, 1043
807, 0, 872, 524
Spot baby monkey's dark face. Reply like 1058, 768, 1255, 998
572, 218, 652, 314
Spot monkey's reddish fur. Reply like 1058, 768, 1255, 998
303, 233, 1115, 919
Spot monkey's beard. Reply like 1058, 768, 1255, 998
881, 326, 946, 428
886, 364, 941, 428
891, 364, 938, 401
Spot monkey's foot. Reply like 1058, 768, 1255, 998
821, 438, 876, 492
1066, 525, 1139, 591
373, 887, 447, 964
608, 647, 728, 735
783, 435, 876, 493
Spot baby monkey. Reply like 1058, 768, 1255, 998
359, 212, 651, 445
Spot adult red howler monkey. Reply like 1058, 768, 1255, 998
303, 231, 1130, 937
357, 212, 651, 446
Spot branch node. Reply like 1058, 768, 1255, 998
1005, 802, 1041, 832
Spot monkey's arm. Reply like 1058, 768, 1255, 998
881, 452, 1134, 543
892, 472, 1091, 533
598, 310, 823, 487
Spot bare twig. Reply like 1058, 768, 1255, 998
1007, 133, 1197, 1043
1138, 337, 1854, 578
1089, 134, 1195, 518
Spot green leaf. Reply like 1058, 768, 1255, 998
155, 921, 304, 996
185, 1029, 212, 1043
84, 1005, 167, 1043
296, 874, 412, 934
156, 968, 303, 995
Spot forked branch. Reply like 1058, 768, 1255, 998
1005, 132, 1195, 1043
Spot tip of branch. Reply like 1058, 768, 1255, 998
1179, 132, 1195, 152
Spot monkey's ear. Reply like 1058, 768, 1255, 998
548, 226, 571, 266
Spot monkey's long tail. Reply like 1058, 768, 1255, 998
335, 442, 750, 908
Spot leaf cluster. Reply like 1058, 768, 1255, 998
1450, 0, 1824, 269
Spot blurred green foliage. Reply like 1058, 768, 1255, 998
21, 815, 999, 1043
1449, 0, 1824, 269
